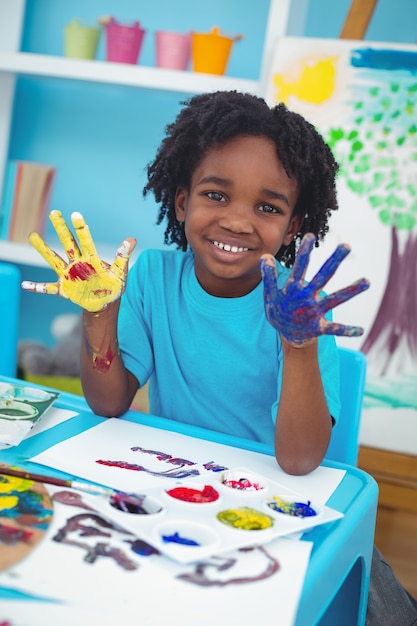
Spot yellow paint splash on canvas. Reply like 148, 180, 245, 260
273, 55, 339, 105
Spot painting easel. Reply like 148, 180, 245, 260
339, 0, 378, 40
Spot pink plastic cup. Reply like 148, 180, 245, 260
155, 31, 190, 71
105, 19, 146, 65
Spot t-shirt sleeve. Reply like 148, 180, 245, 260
118, 251, 155, 387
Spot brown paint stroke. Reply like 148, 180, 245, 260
177, 545, 280, 587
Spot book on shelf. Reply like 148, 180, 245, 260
0, 160, 56, 243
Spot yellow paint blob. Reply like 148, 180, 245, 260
0, 475, 34, 493
217, 507, 274, 530
273, 55, 338, 105
0, 494, 19, 510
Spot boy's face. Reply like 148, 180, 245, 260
175, 135, 301, 298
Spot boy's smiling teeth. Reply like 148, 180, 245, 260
213, 240, 249, 253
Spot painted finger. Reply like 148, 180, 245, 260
21, 281, 61, 297
49, 210, 81, 262
110, 238, 137, 280
260, 255, 280, 306
71, 212, 101, 264
320, 278, 370, 313
290, 233, 316, 284
28, 232, 67, 275
308, 243, 351, 293
322, 321, 365, 338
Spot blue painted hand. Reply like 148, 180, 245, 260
260, 233, 370, 345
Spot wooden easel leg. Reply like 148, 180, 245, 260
339, 0, 378, 40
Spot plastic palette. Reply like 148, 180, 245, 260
80, 467, 344, 564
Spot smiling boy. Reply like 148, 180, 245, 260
23, 91, 417, 624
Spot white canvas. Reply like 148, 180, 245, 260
264, 37, 417, 454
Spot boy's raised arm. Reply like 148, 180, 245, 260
260, 233, 370, 475
22, 210, 138, 416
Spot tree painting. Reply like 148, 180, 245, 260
266, 39, 417, 416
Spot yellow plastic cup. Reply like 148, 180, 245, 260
191, 27, 240, 75
64, 19, 101, 60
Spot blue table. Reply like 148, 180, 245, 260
0, 379, 378, 626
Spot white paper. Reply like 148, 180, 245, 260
0, 485, 313, 626
24, 407, 78, 438
31, 418, 346, 505
0, 600, 127, 626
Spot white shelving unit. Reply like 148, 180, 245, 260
0, 0, 296, 269
0, 51, 259, 94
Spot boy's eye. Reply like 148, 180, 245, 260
259, 204, 280, 214
206, 191, 225, 202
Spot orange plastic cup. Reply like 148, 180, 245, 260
191, 27, 240, 75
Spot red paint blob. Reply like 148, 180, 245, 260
68, 262, 97, 281
166, 485, 219, 503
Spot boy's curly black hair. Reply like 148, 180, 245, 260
143, 90, 339, 267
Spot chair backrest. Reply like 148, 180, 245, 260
325, 346, 367, 466
0, 261, 21, 377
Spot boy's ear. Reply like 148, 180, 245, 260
175, 188, 187, 222
283, 215, 304, 245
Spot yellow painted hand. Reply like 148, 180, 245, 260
21, 211, 137, 312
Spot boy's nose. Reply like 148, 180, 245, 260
218, 204, 254, 233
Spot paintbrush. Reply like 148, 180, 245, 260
0, 465, 116, 498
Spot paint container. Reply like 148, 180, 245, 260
217, 468, 268, 496
164, 482, 220, 505
265, 495, 320, 519
217, 507, 274, 531
64, 19, 101, 60
155, 30, 190, 70
155, 520, 220, 557
105, 18, 146, 64
0, 399, 38, 419
191, 26, 243, 75
71, 463, 341, 565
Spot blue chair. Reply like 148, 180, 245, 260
325, 346, 367, 466
0, 261, 21, 377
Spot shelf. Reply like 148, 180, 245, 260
0, 51, 260, 95
0, 240, 45, 268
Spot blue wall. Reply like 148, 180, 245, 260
9, 0, 417, 345
305, 0, 417, 42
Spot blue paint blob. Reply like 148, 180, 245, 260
266, 496, 317, 518
162, 531, 200, 546
351, 48, 417, 72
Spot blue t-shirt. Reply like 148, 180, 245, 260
118, 249, 340, 445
